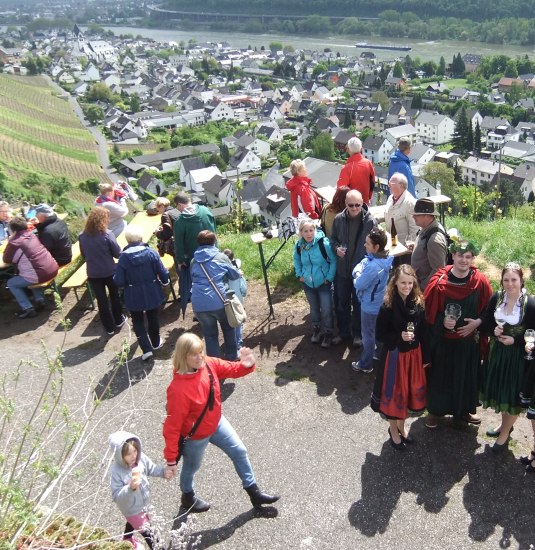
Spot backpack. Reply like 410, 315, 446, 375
420, 226, 454, 265
297, 237, 330, 263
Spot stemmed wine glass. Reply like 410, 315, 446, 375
525, 329, 535, 360
444, 303, 462, 331
494, 310, 506, 330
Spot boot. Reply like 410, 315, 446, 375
181, 491, 210, 513
245, 484, 280, 508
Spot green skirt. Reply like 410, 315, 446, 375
481, 340, 525, 415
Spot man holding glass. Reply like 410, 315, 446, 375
330, 189, 377, 347
423, 240, 492, 428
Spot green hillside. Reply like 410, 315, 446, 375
0, 75, 107, 184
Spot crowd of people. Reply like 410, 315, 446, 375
3, 138, 535, 547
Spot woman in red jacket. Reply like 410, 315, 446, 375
286, 159, 321, 219
163, 333, 279, 513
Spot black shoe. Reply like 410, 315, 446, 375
520, 451, 535, 465
181, 491, 210, 513
388, 428, 406, 451
526, 460, 535, 473
491, 440, 509, 454
16, 308, 36, 319
399, 431, 415, 444
352, 336, 363, 348
486, 426, 514, 438
34, 300, 46, 312
245, 484, 280, 508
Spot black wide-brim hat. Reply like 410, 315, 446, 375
413, 198, 439, 216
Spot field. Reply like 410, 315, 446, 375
0, 75, 108, 183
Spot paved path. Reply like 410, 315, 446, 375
1, 291, 535, 549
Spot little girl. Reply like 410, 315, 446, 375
109, 431, 173, 549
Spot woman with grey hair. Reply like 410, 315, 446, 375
114, 225, 170, 360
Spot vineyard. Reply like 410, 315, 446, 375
0, 75, 108, 183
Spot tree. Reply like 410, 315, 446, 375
130, 93, 140, 113
437, 56, 446, 76
343, 109, 352, 129
504, 59, 519, 78
451, 106, 469, 153
466, 121, 474, 154
411, 93, 423, 109
453, 161, 463, 184
84, 105, 104, 124
311, 133, 335, 161
85, 83, 113, 102
421, 162, 457, 199
498, 178, 525, 215
393, 61, 403, 78
420, 61, 437, 77
371, 90, 391, 112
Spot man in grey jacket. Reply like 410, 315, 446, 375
410, 198, 448, 290
330, 190, 377, 346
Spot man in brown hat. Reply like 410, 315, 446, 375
410, 198, 447, 290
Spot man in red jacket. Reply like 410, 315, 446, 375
337, 137, 376, 206
3, 217, 58, 318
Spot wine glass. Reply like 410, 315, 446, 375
407, 322, 415, 341
525, 329, 535, 360
444, 303, 462, 331
494, 309, 506, 329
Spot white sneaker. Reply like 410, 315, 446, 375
141, 351, 153, 361
152, 339, 164, 351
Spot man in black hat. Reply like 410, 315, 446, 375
410, 198, 447, 290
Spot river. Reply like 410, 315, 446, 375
99, 25, 535, 63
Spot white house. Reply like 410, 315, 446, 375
185, 166, 222, 193
228, 148, 261, 174
362, 136, 393, 165
460, 156, 514, 186
205, 100, 236, 121
415, 112, 455, 145
381, 124, 419, 147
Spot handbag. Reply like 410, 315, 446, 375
175, 366, 214, 463
199, 262, 247, 328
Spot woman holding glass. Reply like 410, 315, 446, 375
480, 263, 535, 453
371, 264, 428, 450
423, 240, 492, 428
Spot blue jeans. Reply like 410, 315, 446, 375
195, 308, 238, 360
235, 324, 243, 349
180, 415, 255, 493
6, 275, 44, 311
334, 275, 361, 338
360, 311, 378, 370
130, 308, 160, 353
302, 282, 333, 332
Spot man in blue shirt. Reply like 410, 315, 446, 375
387, 139, 416, 198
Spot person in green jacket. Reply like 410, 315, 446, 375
173, 192, 216, 301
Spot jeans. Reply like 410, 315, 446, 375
180, 415, 255, 493
130, 308, 160, 353
88, 276, 123, 332
360, 311, 378, 370
302, 282, 333, 332
235, 323, 243, 349
195, 308, 238, 360
6, 275, 44, 311
334, 275, 361, 338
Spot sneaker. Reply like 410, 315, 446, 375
311, 326, 321, 344
351, 361, 373, 373
425, 414, 439, 429
16, 308, 37, 319
352, 336, 363, 348
332, 334, 349, 345
152, 340, 164, 351
115, 315, 127, 328
106, 329, 115, 336
141, 351, 153, 361
321, 333, 332, 348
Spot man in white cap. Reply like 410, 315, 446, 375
410, 198, 447, 290
34, 204, 72, 266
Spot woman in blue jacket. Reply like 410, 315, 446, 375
114, 225, 169, 361
293, 220, 337, 348
191, 230, 241, 360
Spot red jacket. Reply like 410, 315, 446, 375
3, 230, 58, 283
337, 153, 376, 205
286, 175, 321, 219
163, 357, 255, 463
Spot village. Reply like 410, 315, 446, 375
0, 20, 534, 224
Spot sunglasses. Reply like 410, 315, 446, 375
346, 203, 363, 208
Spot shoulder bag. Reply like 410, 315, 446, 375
175, 366, 214, 463
199, 262, 247, 328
